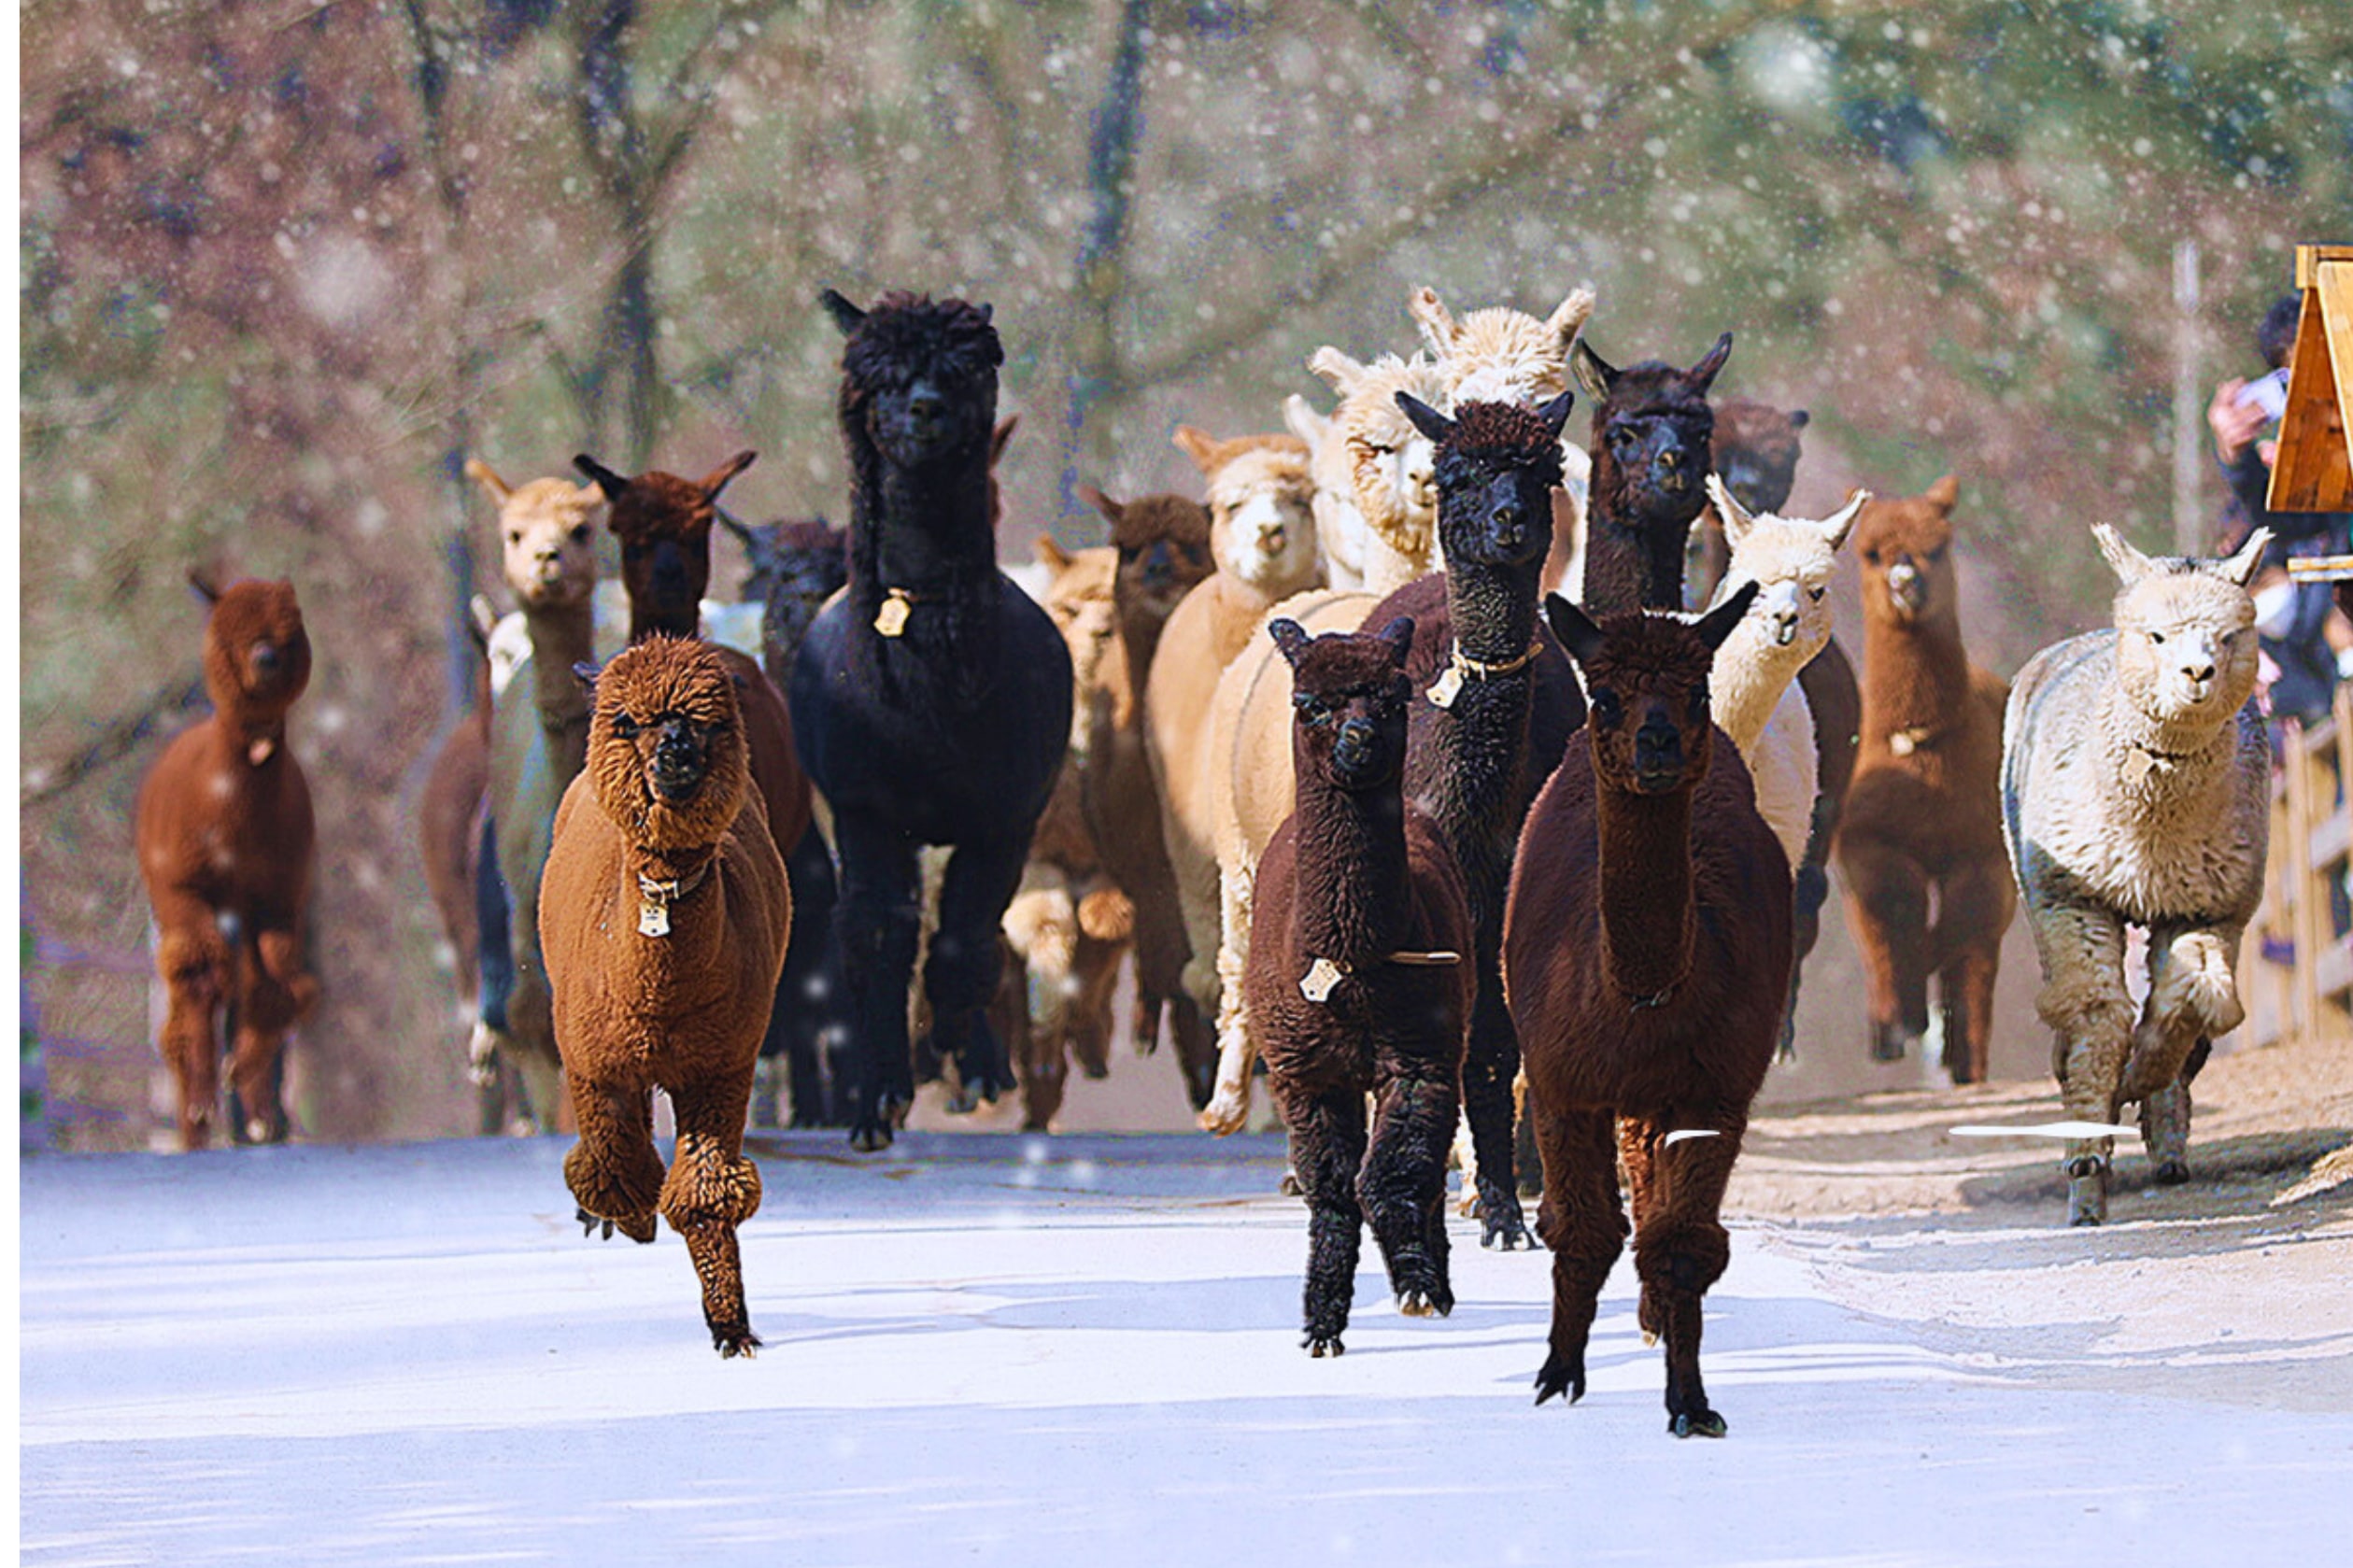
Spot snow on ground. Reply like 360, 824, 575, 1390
20, 1134, 2352, 1565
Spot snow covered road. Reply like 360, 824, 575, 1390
20, 1134, 2351, 1564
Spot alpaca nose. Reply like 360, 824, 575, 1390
1651, 439, 1690, 494
906, 382, 944, 434
1141, 541, 1173, 591
1773, 610, 1800, 648
1332, 716, 1378, 775
1633, 715, 1684, 787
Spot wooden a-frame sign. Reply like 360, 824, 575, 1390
2266, 244, 2353, 513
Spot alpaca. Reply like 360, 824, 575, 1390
1246, 616, 1473, 1356
541, 637, 789, 1355
2004, 526, 2272, 1225
1690, 399, 1810, 602
135, 573, 318, 1150
788, 290, 1071, 1151
1145, 425, 1320, 1041
468, 458, 606, 1128
1836, 476, 2016, 1081
1290, 346, 1451, 598
1074, 485, 1221, 1106
1504, 584, 1789, 1438
417, 599, 495, 1051
1568, 331, 1734, 614
1001, 536, 1136, 1128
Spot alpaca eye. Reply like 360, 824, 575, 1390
571, 525, 591, 544
1808, 586, 1827, 601
2148, 630, 2165, 645
1293, 693, 1325, 723
1591, 692, 1623, 729
1862, 549, 1879, 565
611, 714, 640, 739
1927, 546, 1948, 563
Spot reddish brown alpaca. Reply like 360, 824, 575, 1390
135, 575, 318, 1150
542, 637, 790, 1356
1075, 485, 1220, 1103
1504, 585, 1789, 1438
1836, 476, 2015, 1080
1246, 616, 1472, 1355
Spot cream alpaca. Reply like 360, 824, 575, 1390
2002, 524, 2271, 1226
1287, 347, 1451, 599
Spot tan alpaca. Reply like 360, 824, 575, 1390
1286, 348, 1452, 599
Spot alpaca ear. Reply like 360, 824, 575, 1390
573, 661, 602, 702
1688, 332, 1735, 393
1077, 483, 1123, 527
992, 415, 1019, 465
1375, 615, 1415, 665
2091, 523, 2155, 588
1171, 426, 1221, 474
1818, 490, 1869, 552
1395, 391, 1454, 445
187, 569, 223, 606
1406, 286, 1457, 356
1924, 473, 1961, 512
1707, 474, 1756, 549
1282, 393, 1332, 450
1268, 617, 1312, 666
819, 289, 866, 334
699, 450, 757, 501
1543, 286, 1597, 347
1538, 388, 1577, 441
1695, 579, 1760, 653
462, 457, 513, 504
1035, 534, 1073, 572
1570, 340, 1618, 403
574, 454, 631, 500
2218, 528, 2272, 588
1307, 346, 1366, 395
1788, 408, 1811, 431
1543, 593, 1607, 666
976, 302, 993, 324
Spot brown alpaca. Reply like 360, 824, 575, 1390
1246, 616, 1473, 1356
1075, 485, 1221, 1106
1504, 585, 1788, 1438
541, 637, 790, 1356
416, 600, 495, 1042
135, 574, 318, 1150
1836, 475, 2015, 1081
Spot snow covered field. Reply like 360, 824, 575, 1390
21, 1134, 2352, 1565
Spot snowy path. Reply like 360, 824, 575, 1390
20, 1135, 2350, 1564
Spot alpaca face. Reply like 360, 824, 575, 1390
1710, 398, 1808, 516
586, 637, 748, 850
830, 292, 1004, 472
496, 480, 602, 612
1400, 395, 1571, 572
1182, 437, 1317, 593
1085, 488, 1214, 628
1710, 476, 1864, 659
1549, 587, 1754, 798
1039, 541, 1121, 695
2097, 526, 2266, 728
1337, 361, 1445, 549
202, 579, 311, 716
581, 453, 757, 639
1575, 333, 1731, 525
750, 520, 849, 663
1851, 475, 1960, 628
1271, 617, 1415, 793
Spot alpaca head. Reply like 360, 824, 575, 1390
1850, 474, 1962, 629
1547, 586, 1756, 798
582, 635, 749, 852
1396, 392, 1573, 571
192, 573, 311, 721
1708, 474, 1865, 662
823, 290, 1004, 472
2095, 524, 2269, 729
1709, 399, 1809, 516
1311, 348, 1449, 555
1035, 536, 1120, 694
577, 451, 758, 638
1269, 614, 1416, 793
1080, 486, 1214, 628
740, 517, 848, 660
1571, 332, 1731, 527
466, 459, 602, 613
1407, 284, 1596, 405
1172, 428, 1320, 595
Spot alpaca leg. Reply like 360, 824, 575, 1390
780, 826, 847, 1127
832, 813, 922, 1151
1531, 1103, 1624, 1406
1278, 1080, 1368, 1356
1632, 1116, 1745, 1437
2126, 924, 2246, 1183
1168, 992, 1219, 1111
503, 956, 564, 1135
1006, 943, 1062, 1133
563, 1075, 662, 1244
1464, 961, 1532, 1250
2026, 901, 2132, 1224
473, 818, 516, 1113
1838, 837, 1932, 1061
228, 922, 311, 1144
1361, 1065, 1459, 1318
1068, 902, 1128, 1081
661, 1080, 765, 1358
1616, 1117, 1665, 1345
1779, 859, 1832, 1061
924, 837, 1029, 1109
1933, 858, 2014, 1084
1200, 862, 1258, 1134
152, 906, 229, 1152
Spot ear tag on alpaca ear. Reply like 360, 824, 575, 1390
874, 591, 913, 638
1300, 957, 1347, 1004
1426, 666, 1465, 710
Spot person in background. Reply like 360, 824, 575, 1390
2207, 293, 2353, 728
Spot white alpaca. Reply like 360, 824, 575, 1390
1284, 348, 1451, 600
2002, 525, 2272, 1225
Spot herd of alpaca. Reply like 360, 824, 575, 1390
130, 278, 2294, 1394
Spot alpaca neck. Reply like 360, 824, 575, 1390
863, 449, 995, 596
211, 697, 290, 756
1583, 459, 1694, 614
1595, 783, 1695, 1005
1443, 558, 1540, 665
1711, 621, 1812, 755
1862, 607, 1967, 731
628, 596, 700, 643
1290, 767, 1412, 969
525, 597, 597, 733
2100, 684, 2240, 804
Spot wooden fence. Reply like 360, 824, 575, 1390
2239, 680, 2353, 1049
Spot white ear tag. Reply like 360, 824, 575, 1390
1426, 666, 1464, 709
1300, 958, 1346, 1004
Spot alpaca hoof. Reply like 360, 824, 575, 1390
1305, 1334, 1345, 1358
1279, 1169, 1304, 1198
713, 1326, 763, 1359
1396, 1286, 1452, 1319
2066, 1170, 2107, 1226
1534, 1354, 1584, 1406
1197, 1089, 1247, 1136
848, 1119, 895, 1153
578, 1208, 611, 1240
2152, 1156, 2190, 1186
1480, 1194, 1534, 1250
1671, 1410, 1728, 1439
1870, 1024, 1913, 1063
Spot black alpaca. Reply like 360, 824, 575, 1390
730, 515, 854, 1126
1245, 616, 1473, 1357
1571, 332, 1733, 614
788, 290, 1071, 1151
1358, 390, 1584, 1250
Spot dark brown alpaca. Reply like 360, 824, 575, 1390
1836, 475, 2015, 1081
1504, 584, 1788, 1438
542, 637, 790, 1356
1075, 485, 1220, 1103
1691, 399, 1809, 599
1570, 331, 1733, 614
135, 574, 318, 1150
1245, 616, 1473, 1356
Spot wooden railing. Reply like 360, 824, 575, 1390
2239, 680, 2353, 1049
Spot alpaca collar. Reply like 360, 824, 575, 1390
634, 858, 714, 938
2120, 736, 2208, 790
1299, 949, 1462, 1004
1426, 637, 1544, 710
